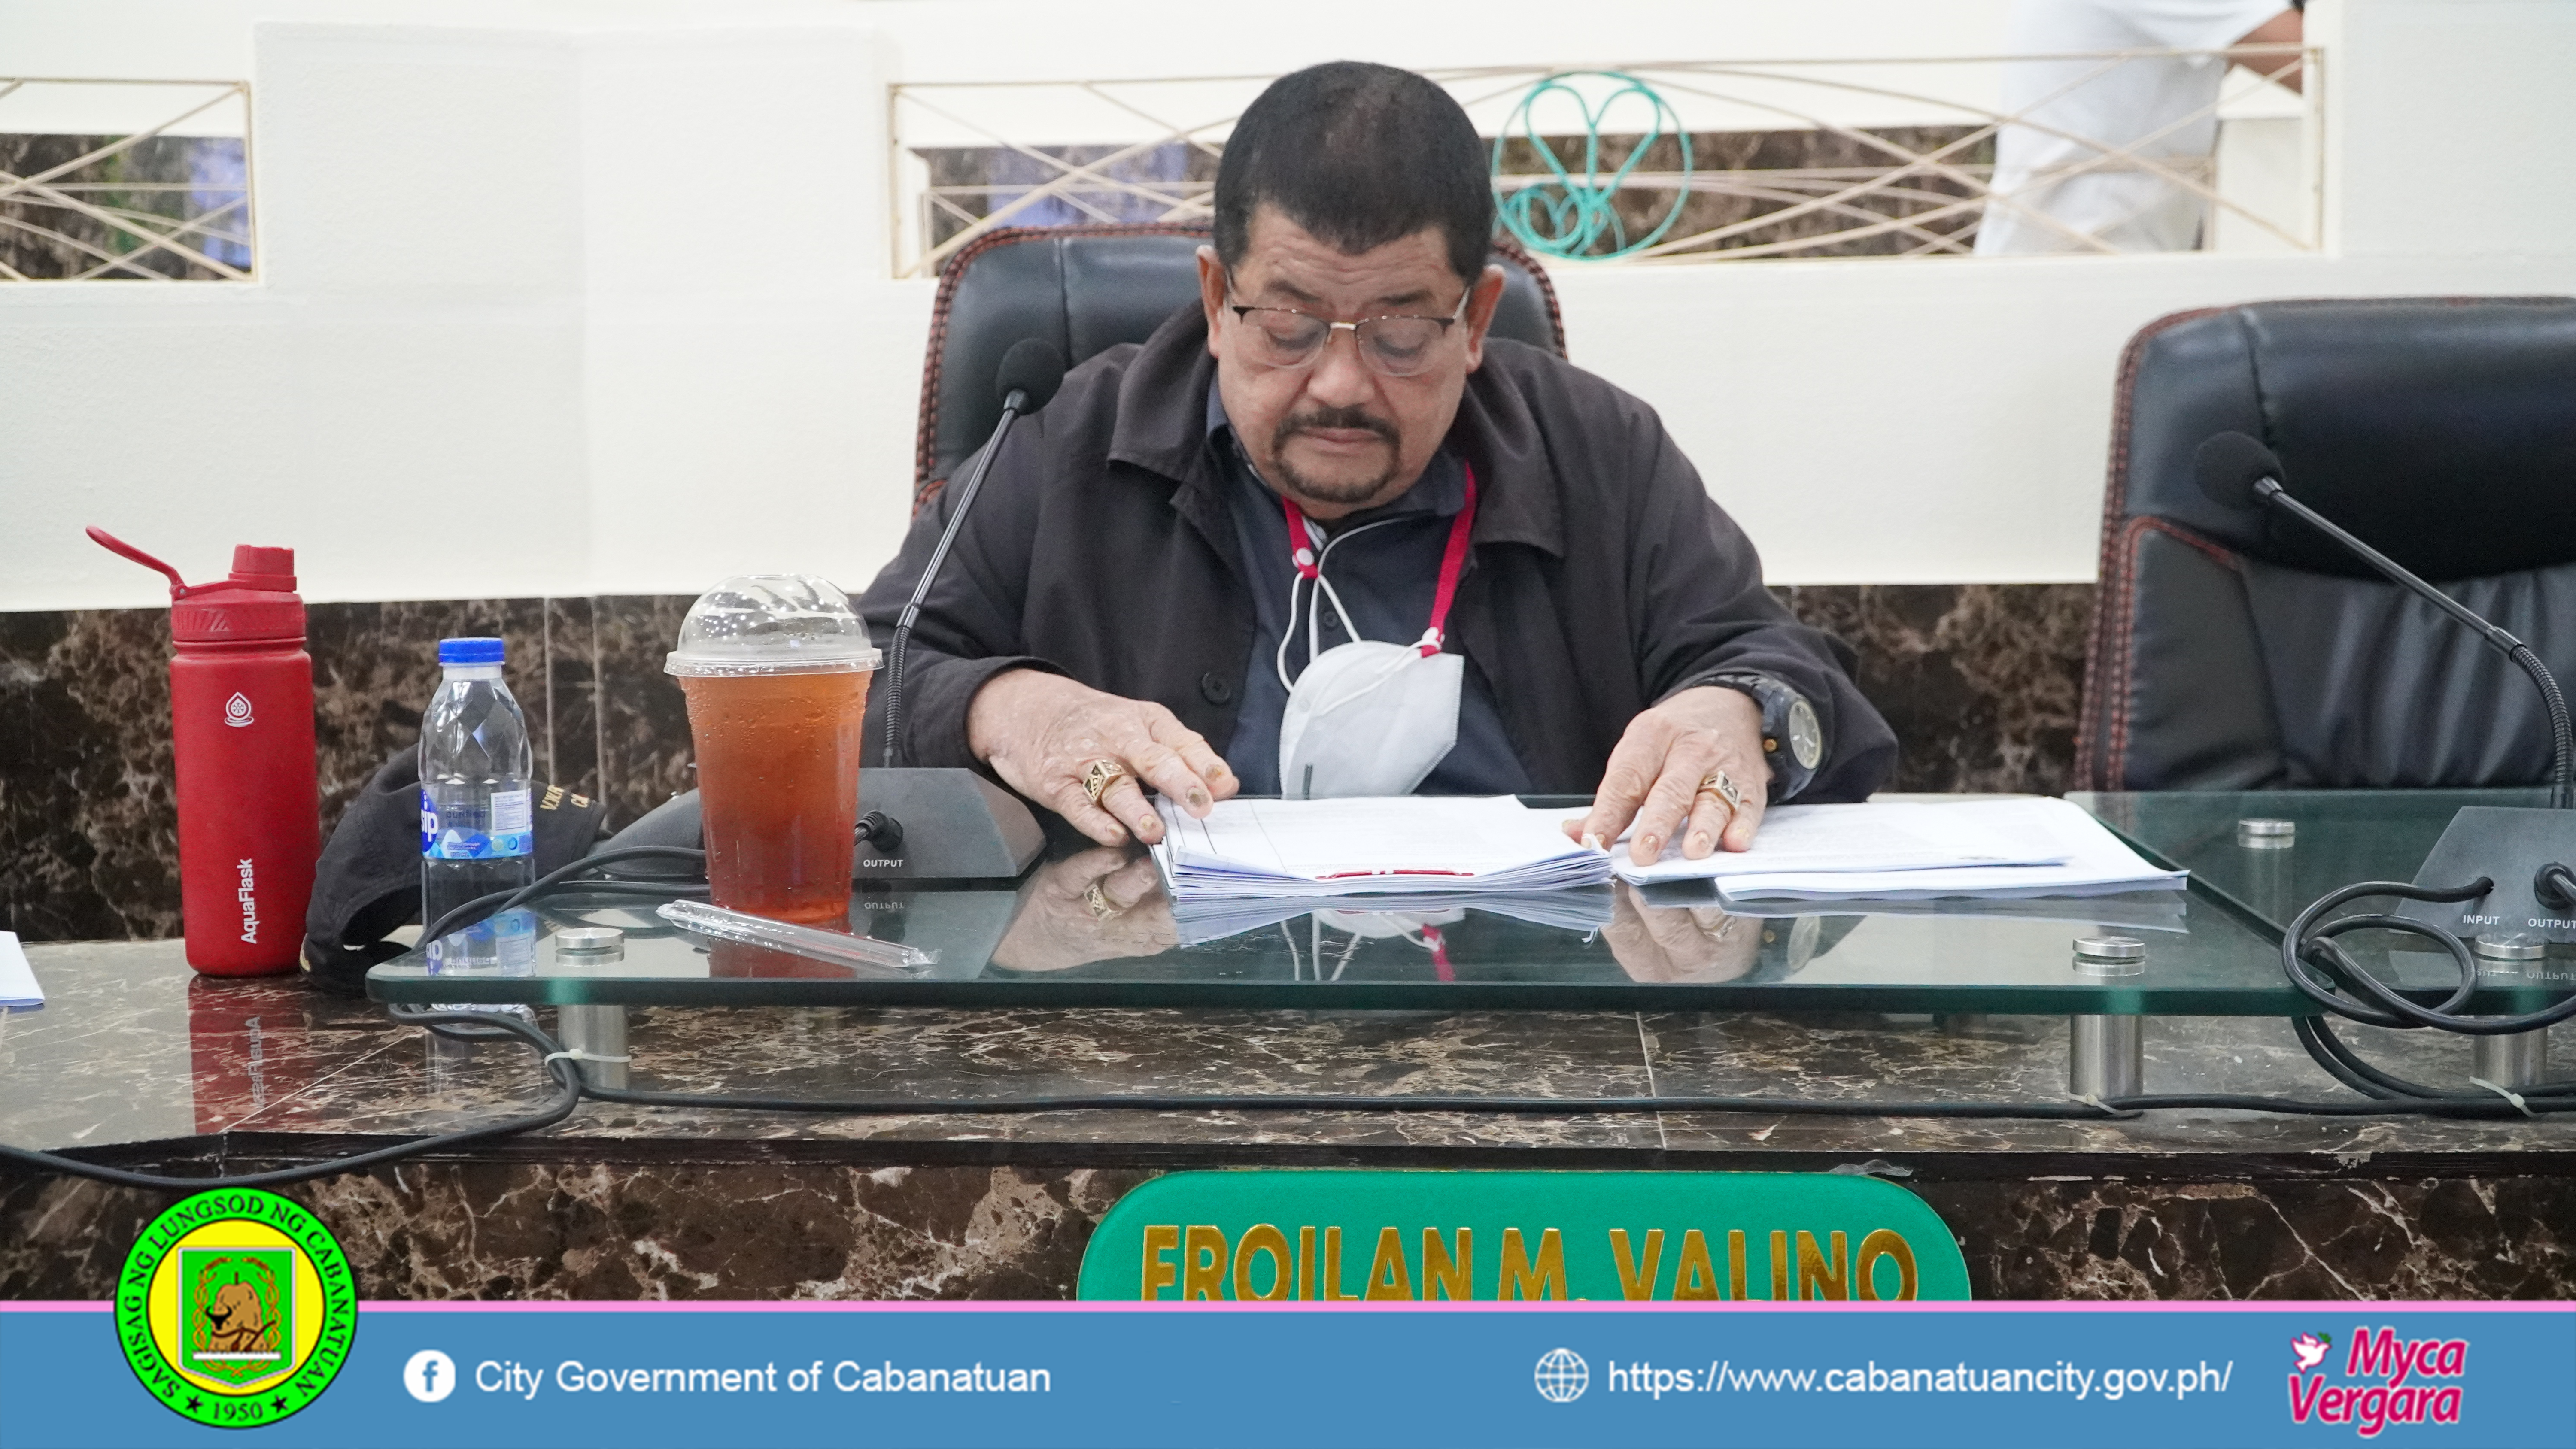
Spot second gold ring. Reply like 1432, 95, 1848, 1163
1082, 758, 1131, 806
1696, 770, 1744, 813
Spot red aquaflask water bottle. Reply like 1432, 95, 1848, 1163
90, 527, 320, 976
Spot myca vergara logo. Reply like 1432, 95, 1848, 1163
2287, 1325, 2466, 1437
116, 1189, 357, 1429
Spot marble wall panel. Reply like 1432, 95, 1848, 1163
593, 594, 699, 827
0, 608, 177, 941
3, 585, 2090, 940
305, 598, 553, 832
0, 597, 636, 943
1920, 1175, 2576, 1300
544, 595, 603, 801
0, 1163, 1153, 1301
6, 1159, 2566, 1301
1776, 584, 2096, 795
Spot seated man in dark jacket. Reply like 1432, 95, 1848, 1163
860, 61, 1894, 866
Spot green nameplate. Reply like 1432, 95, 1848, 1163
1076, 1170, 1968, 1303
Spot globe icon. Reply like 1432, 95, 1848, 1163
1534, 1346, 1589, 1403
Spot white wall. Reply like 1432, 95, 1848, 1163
4, 0, 2573, 609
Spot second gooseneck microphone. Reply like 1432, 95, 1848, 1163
880, 338, 1069, 769
2191, 430, 2573, 809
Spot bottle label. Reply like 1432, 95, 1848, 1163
420, 787, 536, 860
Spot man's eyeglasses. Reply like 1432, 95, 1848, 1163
1224, 278, 1472, 379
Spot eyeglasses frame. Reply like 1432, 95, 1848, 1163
1220, 270, 1477, 379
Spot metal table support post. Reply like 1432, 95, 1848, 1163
557, 1004, 630, 1090
552, 928, 632, 1089
2068, 936, 2147, 1098
2472, 1030, 2551, 1091
2068, 1015, 2144, 1099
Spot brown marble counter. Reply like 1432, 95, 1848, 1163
5, 939, 2571, 1303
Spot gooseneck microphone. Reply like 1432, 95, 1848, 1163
880, 338, 1069, 769
2192, 431, 2573, 809
2193, 431, 2576, 1049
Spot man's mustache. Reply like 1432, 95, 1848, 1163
1274, 406, 1397, 450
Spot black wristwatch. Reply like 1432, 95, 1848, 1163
1704, 673, 1824, 801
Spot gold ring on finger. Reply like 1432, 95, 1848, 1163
1695, 770, 1744, 813
1084, 882, 1118, 920
1081, 758, 1131, 806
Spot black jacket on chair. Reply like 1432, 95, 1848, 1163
856, 298, 1896, 800
2075, 297, 2576, 792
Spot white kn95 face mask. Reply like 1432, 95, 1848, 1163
1272, 467, 1478, 800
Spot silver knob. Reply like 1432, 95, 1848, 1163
2473, 932, 2545, 963
553, 926, 626, 964
2073, 935, 2147, 977
2236, 818, 2296, 849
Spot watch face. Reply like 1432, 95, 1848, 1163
1787, 697, 1823, 770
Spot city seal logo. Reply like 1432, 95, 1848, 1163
116, 1189, 357, 1429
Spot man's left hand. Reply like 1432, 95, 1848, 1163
1564, 685, 1774, 865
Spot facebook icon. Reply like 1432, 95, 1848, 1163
403, 1349, 456, 1404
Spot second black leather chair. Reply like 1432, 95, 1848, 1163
2075, 296, 2576, 792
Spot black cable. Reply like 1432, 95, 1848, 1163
421, 845, 709, 944
2281, 878, 2576, 1035
2292, 1015, 2411, 1100
2294, 1014, 2576, 1103
18, 1022, 2576, 1196
2105, 1093, 2570, 1117
562, 1082, 2574, 1119
0, 1008, 583, 1192
577, 1083, 2140, 1119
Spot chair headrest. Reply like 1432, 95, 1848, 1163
916, 224, 1567, 497
2117, 297, 2576, 582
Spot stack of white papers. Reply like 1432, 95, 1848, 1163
1153, 796, 1610, 900
1699, 798, 2185, 903
1608, 800, 2069, 885
1151, 795, 2182, 909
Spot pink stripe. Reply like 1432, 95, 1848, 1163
6, 1299, 2566, 1315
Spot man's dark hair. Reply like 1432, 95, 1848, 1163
1214, 62, 1494, 284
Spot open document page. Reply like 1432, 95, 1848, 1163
1607, 800, 2071, 885
1153, 796, 1612, 900
1709, 797, 2185, 902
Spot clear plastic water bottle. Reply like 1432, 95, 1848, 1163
419, 638, 536, 973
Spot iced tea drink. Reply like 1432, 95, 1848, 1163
665, 575, 882, 926
680, 670, 867, 923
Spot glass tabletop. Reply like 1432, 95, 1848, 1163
367, 793, 2571, 1016
2072, 788, 2554, 934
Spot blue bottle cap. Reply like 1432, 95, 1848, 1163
438, 637, 506, 666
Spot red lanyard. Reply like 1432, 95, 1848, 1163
1279, 463, 1479, 657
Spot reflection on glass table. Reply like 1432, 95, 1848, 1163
2074, 788, 2554, 934
2076, 788, 2576, 1006
371, 828, 2533, 1014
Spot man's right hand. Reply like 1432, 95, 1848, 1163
966, 669, 1236, 846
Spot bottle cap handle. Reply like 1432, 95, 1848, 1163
86, 526, 190, 597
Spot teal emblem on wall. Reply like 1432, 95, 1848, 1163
1493, 71, 1694, 261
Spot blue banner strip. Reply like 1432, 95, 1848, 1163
4, 1302, 2569, 1449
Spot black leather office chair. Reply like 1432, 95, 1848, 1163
2074, 296, 2576, 792
913, 223, 1568, 505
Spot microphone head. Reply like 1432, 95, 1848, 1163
2194, 431, 2284, 511
996, 338, 1068, 413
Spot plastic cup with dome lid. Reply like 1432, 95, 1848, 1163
667, 575, 879, 925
